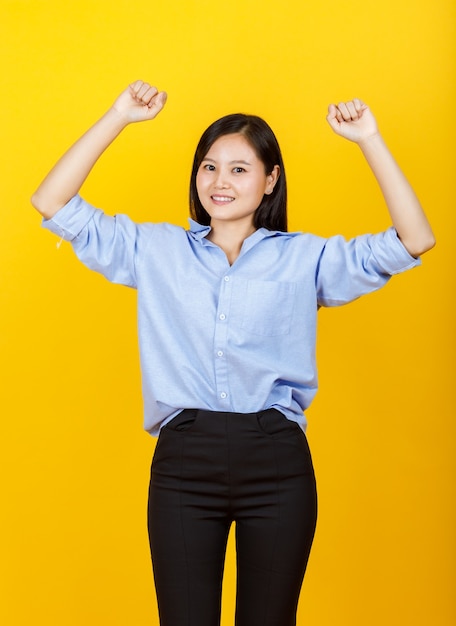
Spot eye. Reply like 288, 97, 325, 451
202, 163, 215, 171
233, 166, 246, 174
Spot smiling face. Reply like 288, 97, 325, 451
195, 133, 279, 232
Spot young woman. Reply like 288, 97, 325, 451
32, 80, 435, 626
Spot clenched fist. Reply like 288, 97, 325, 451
112, 80, 168, 123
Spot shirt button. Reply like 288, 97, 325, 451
220, 392, 227, 399
217, 350, 224, 357
224, 276, 230, 282
219, 313, 226, 321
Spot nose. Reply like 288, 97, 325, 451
214, 169, 229, 189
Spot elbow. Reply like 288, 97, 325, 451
424, 232, 437, 254
31, 190, 48, 219
404, 232, 436, 258
30, 191, 61, 221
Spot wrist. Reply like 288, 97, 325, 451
105, 105, 132, 130
357, 131, 384, 152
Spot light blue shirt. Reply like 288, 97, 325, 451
43, 195, 420, 435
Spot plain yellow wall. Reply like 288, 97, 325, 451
1, 0, 454, 624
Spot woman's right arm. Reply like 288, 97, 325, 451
31, 81, 167, 220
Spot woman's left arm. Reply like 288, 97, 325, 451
326, 99, 435, 258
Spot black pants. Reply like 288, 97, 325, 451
148, 408, 317, 626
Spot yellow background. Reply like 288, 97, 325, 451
1, 0, 454, 624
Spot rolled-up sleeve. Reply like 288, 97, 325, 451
42, 195, 141, 288
42, 195, 97, 241
316, 227, 421, 307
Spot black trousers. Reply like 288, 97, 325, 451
148, 408, 317, 626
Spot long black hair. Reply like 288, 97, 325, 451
189, 113, 287, 232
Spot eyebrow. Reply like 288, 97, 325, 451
202, 157, 252, 166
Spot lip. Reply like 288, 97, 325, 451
211, 195, 235, 205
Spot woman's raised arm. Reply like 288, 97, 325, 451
31, 81, 167, 220
326, 99, 435, 258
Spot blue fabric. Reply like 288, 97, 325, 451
43, 195, 420, 435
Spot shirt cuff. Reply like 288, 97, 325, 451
371, 227, 421, 274
41, 195, 97, 242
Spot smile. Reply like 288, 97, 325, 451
211, 195, 235, 204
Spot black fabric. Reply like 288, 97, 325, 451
148, 408, 317, 626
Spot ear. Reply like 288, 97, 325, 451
265, 165, 280, 195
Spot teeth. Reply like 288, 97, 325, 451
212, 195, 234, 202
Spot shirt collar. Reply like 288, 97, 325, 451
188, 218, 300, 245
188, 218, 212, 240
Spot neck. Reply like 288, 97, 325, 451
207, 220, 256, 265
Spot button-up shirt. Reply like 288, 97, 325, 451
43, 195, 420, 435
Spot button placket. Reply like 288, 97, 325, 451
213, 274, 232, 406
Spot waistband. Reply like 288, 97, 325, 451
164, 407, 304, 437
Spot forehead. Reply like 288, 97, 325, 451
203, 133, 258, 161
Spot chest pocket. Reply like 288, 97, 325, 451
241, 280, 296, 336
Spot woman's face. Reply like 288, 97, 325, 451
196, 133, 279, 231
